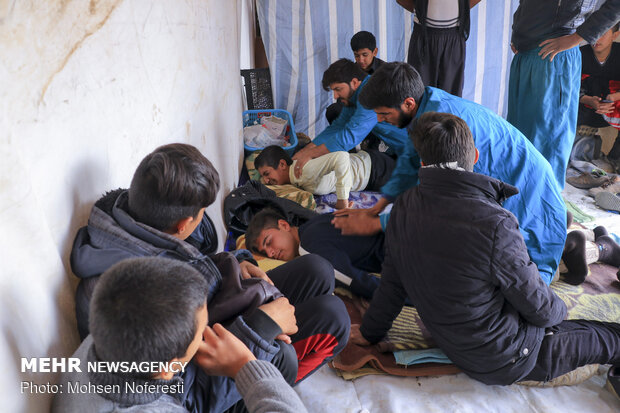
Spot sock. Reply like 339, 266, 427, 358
595, 235, 620, 267
566, 210, 573, 229
593, 226, 609, 240
562, 231, 589, 285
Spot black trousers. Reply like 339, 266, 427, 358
522, 319, 620, 382
366, 149, 396, 191
408, 25, 465, 97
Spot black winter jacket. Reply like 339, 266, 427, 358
361, 167, 567, 385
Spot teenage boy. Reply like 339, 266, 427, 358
296, 59, 408, 173
255, 145, 395, 209
325, 31, 385, 124
507, 1, 620, 189
70, 144, 349, 389
53, 257, 308, 413
336, 62, 566, 286
578, 23, 620, 168
351, 112, 620, 392
245, 209, 385, 299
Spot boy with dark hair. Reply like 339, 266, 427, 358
70, 143, 349, 409
255, 145, 395, 210
351, 112, 620, 393
245, 209, 385, 299
578, 23, 620, 170
53, 257, 308, 413
507, 1, 620, 189
294, 58, 407, 178
337, 62, 567, 286
350, 30, 385, 75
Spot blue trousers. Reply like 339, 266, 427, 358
507, 47, 581, 190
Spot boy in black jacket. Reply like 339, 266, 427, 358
350, 112, 620, 392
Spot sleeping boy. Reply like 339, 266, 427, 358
255, 145, 394, 210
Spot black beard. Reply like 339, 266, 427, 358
397, 110, 413, 128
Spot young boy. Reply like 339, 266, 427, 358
255, 145, 395, 210
296, 59, 407, 176
351, 112, 620, 392
53, 257, 308, 413
70, 144, 349, 393
578, 23, 620, 168
507, 1, 620, 189
245, 209, 385, 299
325, 31, 385, 124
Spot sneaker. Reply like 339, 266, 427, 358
607, 366, 620, 401
595, 191, 620, 212
567, 172, 610, 189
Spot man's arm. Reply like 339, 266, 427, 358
396, 0, 415, 13
491, 216, 567, 327
470, 0, 482, 7
380, 139, 421, 201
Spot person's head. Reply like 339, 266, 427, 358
321, 58, 368, 106
90, 257, 209, 380
254, 146, 293, 185
358, 62, 425, 128
128, 143, 220, 239
411, 112, 478, 172
245, 209, 300, 261
592, 23, 620, 54
350, 31, 378, 72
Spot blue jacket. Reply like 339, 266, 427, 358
312, 76, 409, 152
512, 0, 620, 52
381, 87, 567, 284
363, 168, 567, 385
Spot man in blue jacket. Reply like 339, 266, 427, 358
334, 62, 566, 285
292, 58, 408, 177
351, 111, 620, 387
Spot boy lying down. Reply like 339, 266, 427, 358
255, 145, 394, 210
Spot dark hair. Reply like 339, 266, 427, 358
245, 208, 287, 253
358, 62, 424, 109
128, 143, 220, 232
254, 146, 292, 170
350, 31, 376, 51
90, 257, 208, 376
321, 58, 368, 91
411, 112, 476, 171
613, 22, 619, 32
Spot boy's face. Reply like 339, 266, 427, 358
254, 220, 299, 261
593, 28, 620, 52
258, 159, 289, 185
353, 47, 378, 72
330, 82, 356, 106
178, 302, 208, 365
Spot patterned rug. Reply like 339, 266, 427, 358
330, 263, 620, 379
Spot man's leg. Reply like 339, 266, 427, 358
267, 254, 334, 304
507, 47, 581, 190
365, 149, 396, 191
522, 320, 620, 382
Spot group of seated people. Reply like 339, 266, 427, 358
54, 23, 620, 413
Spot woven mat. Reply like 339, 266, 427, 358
330, 263, 620, 379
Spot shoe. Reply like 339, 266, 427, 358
595, 191, 620, 212
607, 366, 620, 401
588, 180, 620, 198
567, 172, 610, 189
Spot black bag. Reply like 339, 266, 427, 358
207, 252, 283, 324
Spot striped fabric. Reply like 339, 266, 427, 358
256, 0, 519, 138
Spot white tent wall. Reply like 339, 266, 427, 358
0, 1, 250, 410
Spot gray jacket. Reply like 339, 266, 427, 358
52, 336, 308, 413
512, 0, 620, 52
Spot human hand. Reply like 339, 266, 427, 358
335, 199, 354, 210
538, 33, 582, 62
510, 43, 517, 54
258, 297, 298, 336
607, 92, 620, 102
596, 100, 615, 115
239, 260, 274, 285
291, 144, 317, 178
349, 324, 371, 346
331, 209, 382, 236
194, 323, 257, 378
